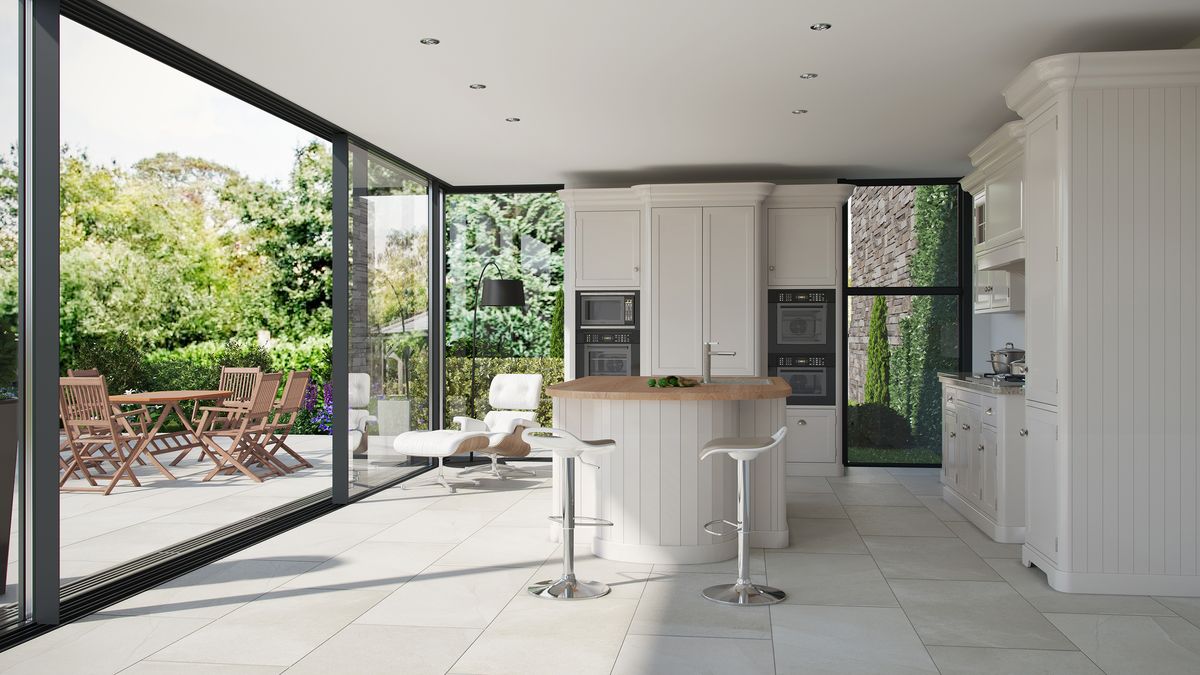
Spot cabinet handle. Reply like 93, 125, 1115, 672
983, 285, 994, 292
1018, 429, 1029, 437
634, 266, 639, 273
977, 444, 985, 452
949, 432, 956, 438
962, 423, 970, 431
985, 408, 993, 415
948, 396, 954, 402
769, 265, 776, 271
796, 419, 807, 426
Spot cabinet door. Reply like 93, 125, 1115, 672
974, 269, 994, 311
989, 271, 1011, 311
982, 160, 1022, 245
1024, 405, 1058, 562
980, 425, 998, 516
784, 409, 836, 463
1023, 110, 1059, 405
575, 210, 641, 288
942, 410, 958, 485
704, 206, 757, 376
767, 207, 837, 286
651, 208, 703, 375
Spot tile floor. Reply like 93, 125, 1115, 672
2, 465, 1200, 674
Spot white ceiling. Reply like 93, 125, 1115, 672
104, 0, 1200, 187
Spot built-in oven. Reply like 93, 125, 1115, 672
768, 289, 836, 355
768, 354, 835, 406
577, 331, 639, 377
578, 291, 638, 328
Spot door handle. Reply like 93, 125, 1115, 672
796, 419, 807, 426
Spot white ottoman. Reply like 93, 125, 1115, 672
394, 430, 491, 493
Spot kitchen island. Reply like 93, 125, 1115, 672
546, 376, 791, 564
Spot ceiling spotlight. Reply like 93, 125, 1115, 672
505, 117, 521, 122
810, 23, 832, 31
798, 72, 819, 79
791, 109, 809, 115
419, 37, 440, 45
469, 83, 486, 89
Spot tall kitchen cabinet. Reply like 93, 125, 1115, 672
1002, 49, 1200, 595
962, 121, 1027, 315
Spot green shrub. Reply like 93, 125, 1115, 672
67, 333, 150, 394
847, 402, 913, 449
549, 288, 565, 359
406, 349, 563, 430
864, 296, 890, 405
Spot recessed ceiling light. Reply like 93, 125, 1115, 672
505, 117, 521, 122
810, 23, 832, 31
791, 109, 809, 115
419, 37, 440, 45
798, 73, 819, 79
469, 83, 486, 89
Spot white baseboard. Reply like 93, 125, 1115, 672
1023, 546, 1200, 596
942, 486, 1025, 544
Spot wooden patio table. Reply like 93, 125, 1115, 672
108, 389, 234, 475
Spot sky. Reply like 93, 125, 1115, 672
0, 13, 322, 185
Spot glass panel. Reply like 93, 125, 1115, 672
777, 304, 827, 345
347, 145, 429, 495
444, 193, 564, 428
780, 367, 828, 398
847, 184, 959, 288
0, 0, 17, 617
846, 295, 959, 465
58, 19, 333, 588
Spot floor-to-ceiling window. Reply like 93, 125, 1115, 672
0, 0, 18, 619
844, 182, 967, 466
346, 144, 431, 495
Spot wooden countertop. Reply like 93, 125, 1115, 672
547, 376, 791, 401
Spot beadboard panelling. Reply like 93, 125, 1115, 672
1068, 85, 1200, 579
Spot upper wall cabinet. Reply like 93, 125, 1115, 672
767, 207, 838, 287
573, 210, 641, 288
962, 121, 1026, 273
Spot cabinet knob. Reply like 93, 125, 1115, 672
949, 432, 956, 438
795, 419, 807, 426
634, 266, 639, 273
948, 396, 954, 402
1018, 428, 1029, 437
977, 444, 985, 451
769, 265, 776, 271
985, 408, 993, 415
962, 423, 970, 431
983, 285, 994, 292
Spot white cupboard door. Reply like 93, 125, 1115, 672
704, 206, 757, 376
957, 403, 981, 501
974, 269, 994, 311
942, 410, 958, 485
1023, 110, 1059, 405
651, 208, 703, 375
982, 160, 1022, 246
767, 208, 837, 286
989, 271, 1011, 311
784, 409, 836, 463
574, 210, 641, 288
980, 425, 998, 516
1024, 405, 1058, 562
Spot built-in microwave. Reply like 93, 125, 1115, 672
768, 289, 836, 355
577, 291, 638, 329
768, 354, 835, 406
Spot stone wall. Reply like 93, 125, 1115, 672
847, 185, 917, 403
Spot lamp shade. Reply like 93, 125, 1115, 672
481, 278, 525, 307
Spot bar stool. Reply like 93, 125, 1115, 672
699, 427, 788, 606
522, 427, 615, 600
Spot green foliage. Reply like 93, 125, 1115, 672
549, 288, 565, 358
864, 296, 890, 405
144, 337, 331, 389
68, 333, 148, 394
405, 350, 564, 430
909, 185, 958, 287
847, 402, 913, 449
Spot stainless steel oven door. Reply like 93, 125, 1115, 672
778, 366, 834, 405
579, 294, 634, 328
583, 345, 632, 376
776, 303, 828, 347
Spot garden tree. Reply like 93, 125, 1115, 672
444, 192, 564, 357
864, 295, 890, 404
550, 287, 564, 358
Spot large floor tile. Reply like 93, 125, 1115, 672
764, 551, 897, 607
368, 509, 496, 544
451, 594, 637, 675
151, 495, 299, 525
611, 634, 774, 675
831, 483, 923, 507
277, 541, 454, 592
844, 506, 955, 537
886, 467, 941, 477
945, 521, 1021, 558
436, 524, 558, 568
223, 521, 388, 563
785, 476, 833, 493
889, 579, 1075, 650
104, 558, 318, 619
355, 563, 536, 629
629, 572, 771, 639
1155, 596, 1200, 630
786, 492, 847, 518
864, 536, 1001, 581
653, 548, 764, 576
316, 493, 435, 524
826, 467, 899, 484
784, 518, 867, 554
1047, 613, 1200, 675
0, 614, 210, 675
60, 522, 220, 563
925, 646, 1104, 674
426, 487, 531, 513
530, 550, 651, 600
287, 625, 479, 675
771, 605, 937, 675
916, 494, 966, 522
122, 663, 284, 674
986, 558, 1173, 615
149, 588, 388, 667
892, 475, 944, 496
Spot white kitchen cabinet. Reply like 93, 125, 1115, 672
574, 210, 641, 288
703, 206, 757, 376
974, 268, 1025, 314
784, 407, 840, 476
940, 379, 1026, 543
650, 207, 704, 375
767, 207, 837, 287
1021, 107, 1058, 407
1023, 404, 1058, 563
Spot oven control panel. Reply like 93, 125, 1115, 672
769, 289, 833, 304
772, 355, 830, 367
582, 331, 636, 344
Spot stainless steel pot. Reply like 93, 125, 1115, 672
989, 342, 1026, 374
1009, 358, 1027, 376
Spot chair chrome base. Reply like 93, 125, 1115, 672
701, 582, 786, 606
458, 456, 536, 480
400, 459, 479, 494
528, 576, 611, 600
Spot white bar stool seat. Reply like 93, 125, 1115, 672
522, 427, 615, 600
699, 427, 788, 606
393, 430, 491, 493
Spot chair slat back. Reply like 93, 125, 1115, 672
59, 376, 114, 431
219, 367, 262, 406
67, 368, 101, 377
247, 372, 283, 422
276, 371, 311, 413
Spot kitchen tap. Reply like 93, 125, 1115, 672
702, 342, 736, 384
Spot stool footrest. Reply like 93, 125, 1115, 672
548, 515, 613, 527
703, 519, 740, 536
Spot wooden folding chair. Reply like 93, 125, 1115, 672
175, 366, 263, 465
195, 372, 286, 482
58, 376, 153, 495
262, 370, 313, 473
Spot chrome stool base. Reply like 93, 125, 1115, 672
528, 576, 611, 600
701, 582, 786, 606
